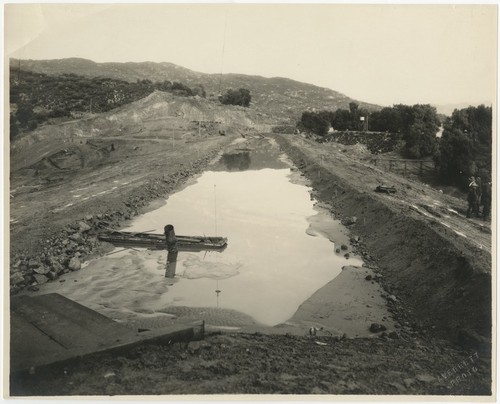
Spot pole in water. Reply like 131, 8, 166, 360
215, 289, 221, 308
214, 184, 217, 236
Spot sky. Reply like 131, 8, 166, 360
4, 3, 498, 107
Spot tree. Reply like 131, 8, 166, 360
298, 111, 330, 136
369, 107, 403, 133
402, 104, 439, 158
219, 88, 251, 107
331, 109, 352, 131
192, 84, 206, 98
436, 105, 492, 187
16, 102, 35, 128
436, 127, 474, 188
349, 102, 362, 130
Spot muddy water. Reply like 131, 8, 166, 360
36, 144, 361, 327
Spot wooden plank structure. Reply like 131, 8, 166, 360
10, 293, 204, 374
98, 231, 228, 252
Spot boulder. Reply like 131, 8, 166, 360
365, 275, 372, 281
28, 259, 41, 269
33, 265, 50, 275
10, 272, 25, 285
369, 323, 387, 333
48, 259, 64, 274
342, 216, 357, 226
68, 257, 81, 271
388, 331, 400, 339
33, 274, 48, 285
69, 233, 82, 242
78, 221, 91, 232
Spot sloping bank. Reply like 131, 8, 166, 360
9, 145, 226, 295
273, 134, 491, 348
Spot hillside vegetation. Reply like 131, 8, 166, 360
9, 68, 203, 138
10, 58, 380, 121
297, 103, 492, 189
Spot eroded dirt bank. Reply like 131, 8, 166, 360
273, 134, 492, 346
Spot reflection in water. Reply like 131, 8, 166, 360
220, 152, 251, 171
164, 224, 178, 278
165, 251, 178, 278
215, 279, 221, 308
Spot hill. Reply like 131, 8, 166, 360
10, 58, 381, 121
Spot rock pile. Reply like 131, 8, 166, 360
324, 131, 402, 154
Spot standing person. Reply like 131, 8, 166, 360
466, 176, 479, 218
481, 178, 491, 221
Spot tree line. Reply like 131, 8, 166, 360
298, 103, 492, 189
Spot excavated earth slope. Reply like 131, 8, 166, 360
273, 134, 492, 345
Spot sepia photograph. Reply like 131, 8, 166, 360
4, 2, 497, 399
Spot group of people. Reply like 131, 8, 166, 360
467, 175, 491, 220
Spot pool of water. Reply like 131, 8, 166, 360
36, 146, 361, 326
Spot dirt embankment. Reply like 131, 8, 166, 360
11, 332, 491, 396
273, 134, 492, 347
9, 135, 232, 294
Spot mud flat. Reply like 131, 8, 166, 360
288, 265, 396, 338
274, 134, 492, 347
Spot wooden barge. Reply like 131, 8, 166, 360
98, 231, 228, 252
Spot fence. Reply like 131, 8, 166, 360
368, 158, 436, 178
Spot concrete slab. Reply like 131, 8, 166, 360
10, 293, 204, 373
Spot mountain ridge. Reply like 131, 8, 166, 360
10, 57, 381, 120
